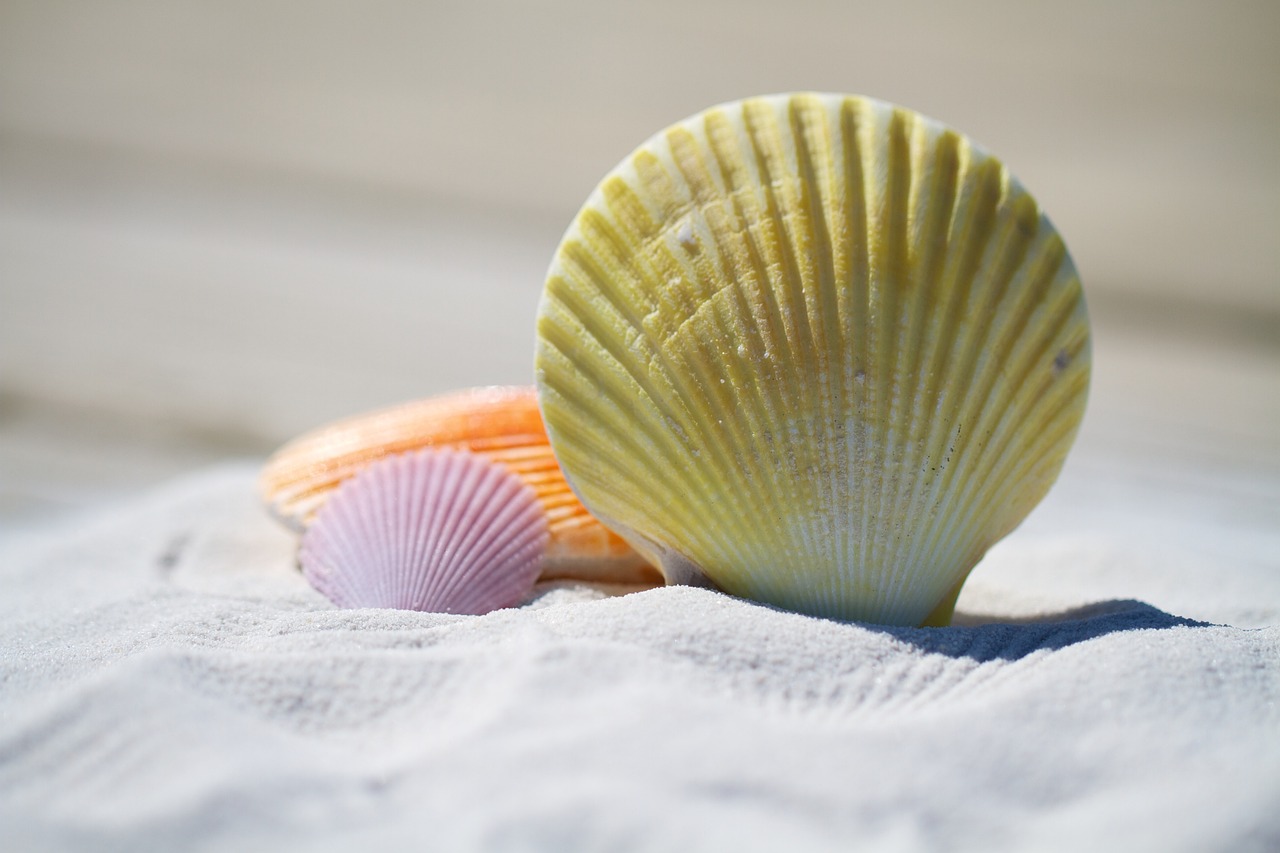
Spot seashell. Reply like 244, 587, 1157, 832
535, 93, 1090, 626
260, 386, 659, 585
300, 449, 547, 613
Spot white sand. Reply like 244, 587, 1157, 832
2, 459, 1277, 852
1, 6, 1277, 849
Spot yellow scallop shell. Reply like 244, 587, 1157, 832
535, 93, 1090, 626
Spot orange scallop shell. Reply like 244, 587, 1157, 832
260, 386, 660, 585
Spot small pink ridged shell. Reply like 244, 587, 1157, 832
299, 450, 548, 614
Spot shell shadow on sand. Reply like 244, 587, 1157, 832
870, 599, 1211, 662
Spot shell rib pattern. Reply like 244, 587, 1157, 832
300, 450, 548, 613
535, 93, 1090, 626
261, 386, 657, 584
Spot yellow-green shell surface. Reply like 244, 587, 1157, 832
535, 93, 1089, 626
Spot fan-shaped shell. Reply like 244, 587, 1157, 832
300, 450, 547, 613
535, 93, 1090, 626
260, 386, 658, 585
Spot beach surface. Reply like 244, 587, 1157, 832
2, 2, 1278, 849
2, 371, 1278, 851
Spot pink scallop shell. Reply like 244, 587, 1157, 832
299, 450, 548, 614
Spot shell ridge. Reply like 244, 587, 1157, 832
667, 121, 780, 483
559, 219, 697, 429
300, 515, 338, 601
484, 440, 558, 460
403, 453, 436, 607
983, 221, 1067, 370
307, 466, 373, 606
901, 141, 996, 489
741, 99, 821, 524
896, 285, 1024, 591
390, 452, 428, 608
332, 489, 373, 605
468, 434, 553, 454
880, 114, 933, 610
880, 120, 966, 614
495, 500, 550, 573
361, 457, 396, 606
935, 299, 1088, 564
539, 287, 679, 459
892, 185, 1037, 595
705, 108, 798, 415
701, 109, 784, 403
743, 98, 819, 409
536, 371, 698, 550
703, 104, 814, 577
995, 261, 1083, 402
436, 451, 485, 606
390, 454, 415, 606
461, 524, 546, 611
412, 450, 460, 608
837, 98, 877, 595
388, 453, 421, 607
413, 455, 504, 612
631, 134, 772, 547
758, 95, 840, 600
432, 455, 506, 608
416, 450, 469, 606
863, 107, 913, 596
973, 384, 1087, 542
465, 469, 548, 612
424, 452, 462, 608
395, 452, 427, 608
427, 450, 522, 612
887, 132, 972, 611
921, 292, 1080, 584
942, 219, 1066, 482
300, 500, 334, 598
854, 100, 892, 597
538, 304, 723, 537
558, 167, 774, 560
790, 96, 849, 598
455, 474, 542, 593
661, 129, 784, 558
468, 482, 549, 610
556, 216, 719, 475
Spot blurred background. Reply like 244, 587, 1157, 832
1, 0, 1277, 538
